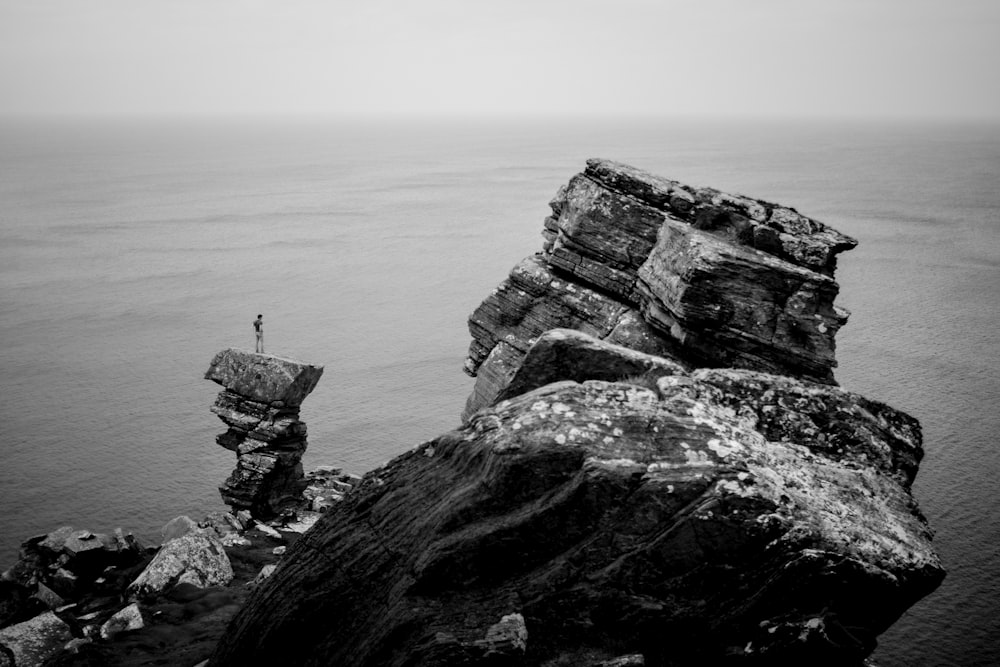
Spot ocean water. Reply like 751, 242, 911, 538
1, 116, 998, 665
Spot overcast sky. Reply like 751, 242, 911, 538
1, 0, 998, 119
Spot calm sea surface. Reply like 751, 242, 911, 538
1, 117, 997, 665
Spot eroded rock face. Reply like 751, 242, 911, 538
205, 349, 324, 518
466, 159, 857, 399
209, 341, 942, 665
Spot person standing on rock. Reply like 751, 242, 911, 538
254, 314, 264, 353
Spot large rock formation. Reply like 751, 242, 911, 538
207, 161, 942, 666
205, 349, 324, 518
208, 330, 943, 666
464, 159, 857, 419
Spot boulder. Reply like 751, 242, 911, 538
205, 349, 324, 518
204, 349, 324, 408
0, 611, 73, 667
30, 584, 63, 612
198, 512, 243, 541
99, 602, 145, 640
3, 527, 147, 605
208, 360, 942, 665
475, 613, 527, 659
161, 515, 200, 543
198, 513, 252, 549
253, 524, 281, 540
301, 467, 360, 513
464, 327, 687, 419
248, 565, 276, 589
128, 533, 233, 599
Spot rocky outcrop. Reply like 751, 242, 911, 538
0, 428, 365, 667
208, 160, 940, 666
465, 159, 857, 419
205, 349, 324, 518
0, 499, 357, 666
208, 332, 942, 666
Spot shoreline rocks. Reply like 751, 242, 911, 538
0, 466, 362, 667
1, 357, 360, 666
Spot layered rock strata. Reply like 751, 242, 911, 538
465, 159, 857, 418
209, 330, 943, 666
205, 349, 324, 518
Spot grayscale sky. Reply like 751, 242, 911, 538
1, 0, 998, 119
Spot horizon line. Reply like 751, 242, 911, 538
1, 109, 999, 125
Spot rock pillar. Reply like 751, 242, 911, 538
204, 349, 324, 518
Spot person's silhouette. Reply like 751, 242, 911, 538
254, 314, 264, 353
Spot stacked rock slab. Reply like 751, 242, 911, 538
205, 349, 324, 518
464, 159, 857, 419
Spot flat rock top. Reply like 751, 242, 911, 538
583, 158, 857, 273
204, 348, 324, 407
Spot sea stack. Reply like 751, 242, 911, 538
209, 161, 942, 666
205, 349, 324, 518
